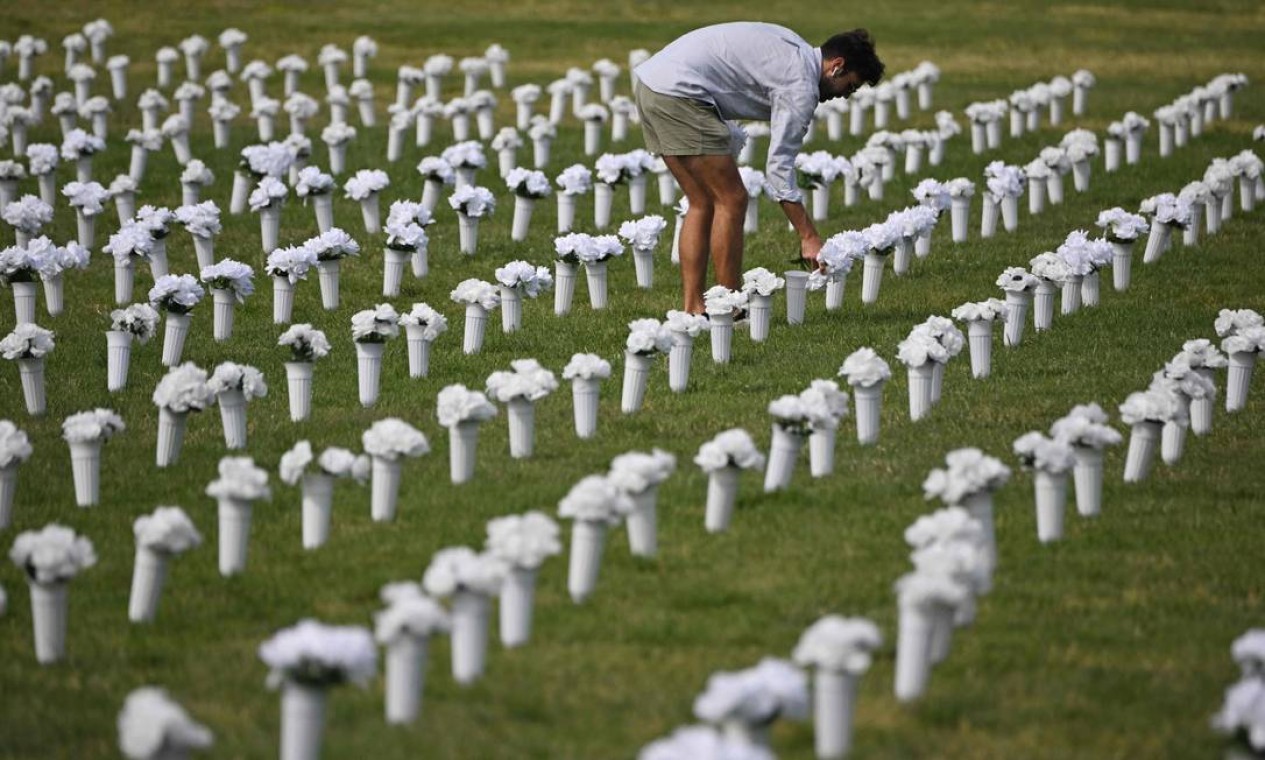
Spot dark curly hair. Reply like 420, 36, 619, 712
821, 29, 885, 86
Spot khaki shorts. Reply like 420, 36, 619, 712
634, 80, 732, 156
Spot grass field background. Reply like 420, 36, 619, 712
1, 1, 1264, 758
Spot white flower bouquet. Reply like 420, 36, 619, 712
692, 658, 809, 746
259, 619, 376, 760
562, 352, 611, 437
486, 511, 559, 647
9, 523, 96, 663
397, 303, 446, 378
360, 418, 429, 521
663, 310, 708, 393
128, 506, 202, 623
494, 260, 552, 332
279, 441, 370, 548
306, 228, 360, 310
622, 318, 673, 413
61, 408, 124, 506
437, 384, 497, 484
557, 474, 635, 602
554, 163, 592, 230
2, 323, 54, 414
150, 362, 212, 467
450, 279, 499, 354
486, 359, 558, 459
422, 547, 504, 684
374, 583, 449, 724
1050, 403, 1122, 516
694, 428, 765, 533
117, 687, 213, 759
1013, 431, 1077, 542
792, 615, 882, 758
206, 456, 270, 576
608, 448, 676, 556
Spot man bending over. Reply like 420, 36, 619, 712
634, 24, 884, 313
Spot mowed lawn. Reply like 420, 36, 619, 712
1, 1, 1264, 757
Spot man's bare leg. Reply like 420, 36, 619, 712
663, 155, 715, 314
673, 154, 747, 292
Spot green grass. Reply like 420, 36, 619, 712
1, 1, 1264, 758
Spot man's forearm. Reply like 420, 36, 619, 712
780, 200, 819, 241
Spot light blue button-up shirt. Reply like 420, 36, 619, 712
634, 22, 822, 204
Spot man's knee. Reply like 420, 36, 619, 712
714, 184, 748, 214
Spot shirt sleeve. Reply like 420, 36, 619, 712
764, 90, 816, 204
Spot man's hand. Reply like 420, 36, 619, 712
800, 233, 823, 263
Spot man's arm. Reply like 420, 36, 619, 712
780, 199, 822, 260
764, 91, 822, 260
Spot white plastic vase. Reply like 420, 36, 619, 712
961, 492, 997, 574
160, 312, 191, 367
861, 253, 885, 304
370, 456, 402, 522
1061, 275, 1083, 315
571, 377, 600, 438
556, 193, 576, 233
621, 351, 652, 413
106, 330, 132, 392
285, 362, 314, 422
785, 270, 809, 323
632, 248, 654, 289
1071, 446, 1105, 517
894, 602, 935, 702
853, 383, 883, 445
382, 250, 408, 297
748, 293, 772, 342
404, 327, 432, 378
980, 196, 1000, 238
1191, 368, 1216, 435
259, 205, 282, 254
506, 398, 536, 459
809, 426, 836, 478
1226, 351, 1256, 413
626, 487, 660, 558
14, 355, 45, 415
385, 635, 429, 724
127, 547, 169, 623
155, 408, 187, 467
273, 277, 295, 324
68, 438, 103, 507
594, 182, 614, 229
511, 196, 535, 242
585, 261, 609, 309
703, 467, 741, 533
813, 669, 858, 759
668, 333, 694, 393
11, 281, 37, 325
763, 425, 804, 492
356, 342, 385, 407
950, 197, 971, 242
1028, 177, 1047, 214
29, 581, 69, 664
450, 591, 490, 684
567, 519, 607, 603
906, 364, 934, 421
966, 320, 994, 379
449, 421, 480, 484
710, 313, 734, 364
313, 194, 333, 233
892, 239, 911, 277
499, 286, 523, 333
1033, 282, 1058, 332
316, 260, 341, 310
301, 472, 335, 549
463, 303, 488, 354
1123, 421, 1162, 482
217, 497, 253, 576
1034, 470, 1068, 543
211, 289, 236, 342
1081, 271, 1101, 307
279, 683, 326, 760
1142, 220, 1171, 265
1111, 241, 1134, 291
500, 566, 538, 648
1000, 195, 1019, 232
